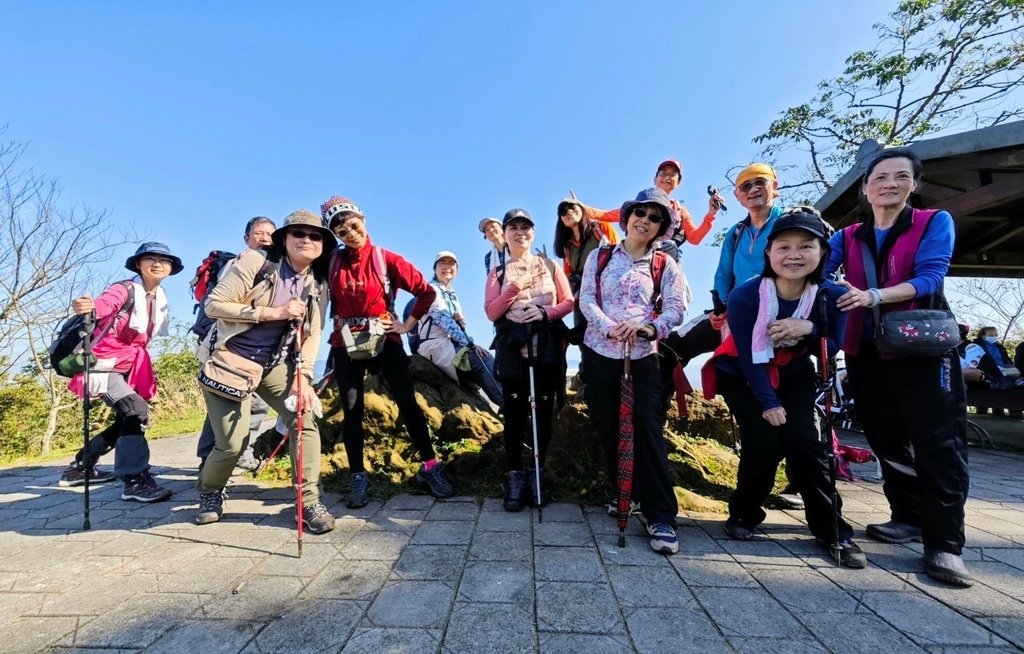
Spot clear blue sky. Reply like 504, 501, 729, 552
3, 1, 896, 373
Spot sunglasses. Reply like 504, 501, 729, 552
558, 204, 579, 217
738, 178, 770, 193
288, 229, 324, 242
632, 207, 664, 223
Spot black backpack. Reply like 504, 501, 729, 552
49, 281, 135, 377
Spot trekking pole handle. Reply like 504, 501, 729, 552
711, 290, 726, 315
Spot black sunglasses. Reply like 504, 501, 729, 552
288, 229, 324, 242
632, 206, 664, 223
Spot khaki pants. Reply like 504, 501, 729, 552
198, 360, 321, 506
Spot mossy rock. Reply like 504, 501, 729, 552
254, 360, 755, 513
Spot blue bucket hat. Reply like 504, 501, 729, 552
125, 242, 184, 275
618, 187, 673, 238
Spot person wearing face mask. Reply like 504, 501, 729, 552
194, 216, 277, 472
485, 208, 573, 511
58, 243, 183, 503
973, 327, 1019, 379
416, 250, 504, 411
322, 195, 454, 508
826, 148, 971, 587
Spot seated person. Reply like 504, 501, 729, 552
417, 251, 504, 411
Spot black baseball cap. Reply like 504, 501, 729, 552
502, 208, 534, 228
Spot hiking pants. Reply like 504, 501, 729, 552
717, 368, 854, 543
846, 348, 969, 554
198, 360, 322, 506
500, 357, 559, 471
585, 352, 679, 527
459, 347, 504, 411
74, 372, 151, 480
332, 339, 436, 473
196, 393, 269, 461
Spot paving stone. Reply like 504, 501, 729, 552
365, 580, 455, 628
911, 574, 1024, 619
413, 520, 474, 546
535, 546, 603, 582
341, 627, 441, 654
384, 494, 436, 511
801, 613, 929, 653
533, 520, 592, 547
200, 575, 304, 620
457, 561, 533, 604
365, 510, 427, 533
976, 617, 1024, 650
983, 547, 1024, 572
469, 530, 533, 562
74, 592, 203, 648
536, 582, 623, 634
861, 591, 1010, 647
676, 525, 727, 554
426, 501, 480, 521
755, 569, 860, 613
693, 587, 809, 638
391, 544, 468, 581
816, 561, 914, 593
537, 503, 584, 522
442, 602, 535, 653
254, 542, 337, 577
145, 619, 257, 653
606, 565, 694, 607
718, 537, 808, 567
671, 552, 758, 588
341, 531, 411, 560
476, 509, 532, 532
623, 606, 732, 653
538, 633, 634, 654
302, 560, 392, 600
597, 535, 677, 567
251, 598, 363, 651
728, 637, 829, 653
157, 556, 254, 594
37, 573, 154, 617
0, 615, 77, 652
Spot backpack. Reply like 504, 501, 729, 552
402, 297, 423, 354
594, 245, 668, 315
49, 281, 135, 377
190, 250, 237, 340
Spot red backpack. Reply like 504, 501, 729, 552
593, 245, 668, 315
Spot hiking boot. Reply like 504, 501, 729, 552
121, 473, 172, 503
606, 499, 641, 518
647, 522, 679, 555
525, 467, 548, 507
302, 502, 336, 535
416, 464, 454, 499
866, 520, 922, 544
724, 517, 755, 541
195, 490, 225, 525
503, 470, 527, 512
234, 454, 260, 472
924, 549, 973, 587
59, 464, 116, 488
346, 472, 371, 509
818, 538, 867, 569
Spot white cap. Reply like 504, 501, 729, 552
433, 250, 458, 267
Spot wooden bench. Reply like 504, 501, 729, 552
966, 388, 1024, 413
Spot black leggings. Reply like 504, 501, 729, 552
500, 358, 559, 471
332, 339, 435, 472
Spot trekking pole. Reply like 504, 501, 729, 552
255, 431, 289, 476
525, 322, 543, 524
816, 289, 841, 567
292, 322, 305, 558
80, 311, 96, 531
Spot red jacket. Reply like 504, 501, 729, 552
329, 238, 436, 343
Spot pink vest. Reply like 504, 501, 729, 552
841, 208, 937, 355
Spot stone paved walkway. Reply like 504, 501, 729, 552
1, 433, 1022, 653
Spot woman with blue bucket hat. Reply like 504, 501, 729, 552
58, 242, 183, 503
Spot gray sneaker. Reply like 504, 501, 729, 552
121, 473, 172, 503
59, 464, 117, 488
195, 490, 225, 525
924, 549, 973, 587
302, 502, 336, 535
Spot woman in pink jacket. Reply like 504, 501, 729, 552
58, 242, 183, 503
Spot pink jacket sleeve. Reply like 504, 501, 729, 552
544, 264, 573, 321
484, 270, 524, 322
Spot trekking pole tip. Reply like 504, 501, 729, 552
617, 531, 625, 548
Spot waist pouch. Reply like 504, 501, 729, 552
340, 317, 386, 360
198, 349, 265, 401
876, 309, 959, 357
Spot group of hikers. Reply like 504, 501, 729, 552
56, 148, 979, 587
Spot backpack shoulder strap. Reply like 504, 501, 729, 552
372, 246, 395, 312
650, 250, 667, 314
594, 245, 615, 309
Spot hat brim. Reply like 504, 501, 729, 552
271, 225, 338, 251
619, 199, 672, 237
125, 254, 184, 276
503, 217, 535, 229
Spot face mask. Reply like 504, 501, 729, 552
984, 336, 999, 344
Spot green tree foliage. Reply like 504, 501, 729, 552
755, 0, 1024, 199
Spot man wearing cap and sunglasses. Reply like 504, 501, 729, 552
417, 250, 504, 411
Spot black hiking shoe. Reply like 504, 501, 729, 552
525, 467, 548, 507
121, 473, 172, 503
416, 464, 454, 499
302, 502, 336, 535
346, 472, 371, 509
866, 520, 922, 544
195, 490, 225, 525
817, 538, 868, 569
503, 470, 526, 512
724, 517, 755, 541
59, 464, 116, 488
924, 548, 973, 587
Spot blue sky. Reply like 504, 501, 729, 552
3, 1, 896, 373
